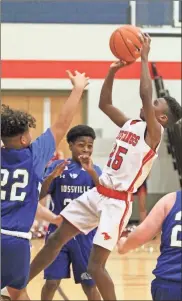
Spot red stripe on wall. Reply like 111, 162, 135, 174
1, 60, 181, 80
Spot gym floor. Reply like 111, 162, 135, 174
28, 236, 160, 300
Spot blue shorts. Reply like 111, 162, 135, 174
1, 234, 30, 290
151, 278, 182, 301
44, 231, 95, 286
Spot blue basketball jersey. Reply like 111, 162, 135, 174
153, 190, 182, 282
45, 159, 102, 235
1, 129, 55, 232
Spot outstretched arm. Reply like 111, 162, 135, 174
36, 203, 63, 226
99, 61, 130, 127
40, 161, 69, 200
118, 192, 176, 254
51, 71, 89, 147
140, 34, 161, 147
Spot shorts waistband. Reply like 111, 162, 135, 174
1, 228, 32, 240
152, 277, 181, 286
96, 185, 132, 201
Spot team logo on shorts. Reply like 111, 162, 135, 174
81, 272, 92, 280
102, 232, 111, 240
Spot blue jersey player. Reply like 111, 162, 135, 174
118, 191, 182, 300
40, 125, 101, 301
1, 70, 89, 301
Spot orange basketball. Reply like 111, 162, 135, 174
109, 25, 144, 62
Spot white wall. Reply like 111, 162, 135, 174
2, 24, 181, 61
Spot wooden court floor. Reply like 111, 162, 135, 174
28, 237, 160, 300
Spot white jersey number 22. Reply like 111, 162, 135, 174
170, 211, 182, 248
1, 169, 29, 202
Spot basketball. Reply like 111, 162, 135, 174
109, 25, 144, 62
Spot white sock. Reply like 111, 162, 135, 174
1, 288, 10, 297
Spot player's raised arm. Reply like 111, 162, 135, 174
140, 34, 161, 146
118, 192, 176, 254
51, 71, 89, 147
99, 61, 130, 127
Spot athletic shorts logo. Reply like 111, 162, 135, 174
81, 272, 92, 280
102, 232, 111, 240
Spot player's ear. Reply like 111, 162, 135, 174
20, 135, 28, 146
159, 114, 168, 125
20, 131, 32, 146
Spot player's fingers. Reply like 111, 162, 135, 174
140, 32, 145, 42
144, 33, 151, 43
114, 60, 121, 64
79, 155, 89, 161
66, 70, 73, 78
75, 70, 80, 75
139, 32, 144, 43
142, 33, 149, 43
145, 33, 151, 40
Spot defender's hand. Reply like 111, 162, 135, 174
117, 237, 127, 254
66, 70, 89, 90
51, 160, 69, 179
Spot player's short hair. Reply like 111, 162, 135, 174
164, 96, 182, 127
1, 104, 36, 138
66, 125, 96, 143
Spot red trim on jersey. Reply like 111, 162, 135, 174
118, 196, 130, 239
127, 149, 155, 193
130, 120, 142, 125
97, 184, 132, 201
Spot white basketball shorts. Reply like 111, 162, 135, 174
61, 186, 133, 251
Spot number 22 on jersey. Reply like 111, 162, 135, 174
107, 143, 128, 170
1, 169, 29, 202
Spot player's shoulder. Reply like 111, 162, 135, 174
93, 163, 100, 169
93, 164, 102, 174
161, 192, 177, 217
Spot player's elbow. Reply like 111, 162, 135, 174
98, 103, 110, 115
98, 102, 105, 111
